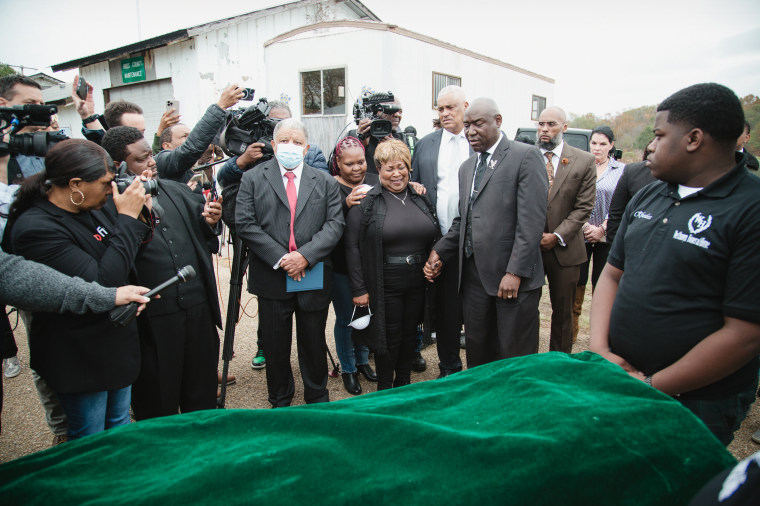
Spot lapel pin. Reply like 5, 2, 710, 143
561, 158, 569, 165
489, 159, 497, 170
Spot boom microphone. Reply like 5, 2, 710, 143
109, 265, 197, 327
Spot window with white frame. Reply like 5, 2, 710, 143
301, 68, 346, 115
531, 95, 547, 120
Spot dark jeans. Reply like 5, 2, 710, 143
679, 376, 759, 446
578, 242, 610, 290
376, 263, 426, 391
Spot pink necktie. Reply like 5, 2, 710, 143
285, 171, 297, 252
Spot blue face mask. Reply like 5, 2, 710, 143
276, 143, 305, 169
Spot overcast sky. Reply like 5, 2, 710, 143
3, 0, 758, 117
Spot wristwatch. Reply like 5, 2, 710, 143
82, 114, 99, 126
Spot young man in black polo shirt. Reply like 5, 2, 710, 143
589, 83, 760, 445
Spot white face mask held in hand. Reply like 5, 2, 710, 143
276, 143, 305, 169
348, 305, 373, 330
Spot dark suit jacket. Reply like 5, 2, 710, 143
135, 179, 223, 329
411, 129, 473, 210
9, 200, 148, 393
235, 159, 344, 310
606, 161, 657, 244
544, 143, 596, 267
434, 136, 549, 295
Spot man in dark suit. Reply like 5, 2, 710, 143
101, 126, 224, 420
537, 107, 596, 353
235, 118, 344, 407
425, 98, 548, 368
411, 85, 471, 377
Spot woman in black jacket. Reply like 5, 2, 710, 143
344, 139, 439, 390
7, 139, 150, 440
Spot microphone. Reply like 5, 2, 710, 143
404, 126, 417, 152
109, 265, 197, 327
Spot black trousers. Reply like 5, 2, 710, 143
376, 264, 426, 391
578, 242, 610, 290
132, 302, 220, 420
434, 257, 463, 374
258, 296, 329, 407
461, 256, 541, 368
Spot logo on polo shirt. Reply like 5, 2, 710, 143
633, 211, 653, 220
672, 212, 712, 250
688, 213, 712, 234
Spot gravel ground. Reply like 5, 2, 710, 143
2, 244, 758, 464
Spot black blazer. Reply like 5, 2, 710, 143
606, 161, 657, 244
133, 179, 223, 329
9, 200, 149, 394
344, 184, 440, 355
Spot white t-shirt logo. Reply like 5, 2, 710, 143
688, 213, 712, 235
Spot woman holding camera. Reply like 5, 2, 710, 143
573, 126, 625, 341
6, 139, 151, 440
330, 136, 379, 395
344, 139, 439, 390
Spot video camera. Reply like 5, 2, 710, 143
0, 104, 67, 157
353, 91, 399, 140
219, 96, 278, 160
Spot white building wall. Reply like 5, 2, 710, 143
73, 1, 366, 131
264, 26, 554, 147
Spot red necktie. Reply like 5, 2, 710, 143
285, 171, 297, 252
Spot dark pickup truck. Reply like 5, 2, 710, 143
514, 127, 592, 152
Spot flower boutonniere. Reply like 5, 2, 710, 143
561, 157, 569, 165
489, 159, 497, 170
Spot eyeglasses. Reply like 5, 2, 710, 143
537, 121, 561, 128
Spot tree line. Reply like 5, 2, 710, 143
569, 95, 760, 163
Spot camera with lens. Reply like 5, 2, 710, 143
219, 96, 278, 160
353, 91, 399, 140
114, 162, 159, 196
0, 104, 67, 157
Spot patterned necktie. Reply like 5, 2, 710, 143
285, 171, 297, 252
545, 152, 555, 190
464, 153, 490, 258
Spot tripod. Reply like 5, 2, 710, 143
217, 233, 249, 408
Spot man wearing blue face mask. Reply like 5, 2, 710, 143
235, 119, 344, 407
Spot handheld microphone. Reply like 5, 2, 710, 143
404, 126, 417, 152
109, 265, 197, 327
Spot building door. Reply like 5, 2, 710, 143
105, 78, 174, 143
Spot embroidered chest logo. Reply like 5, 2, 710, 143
672, 212, 712, 250
633, 210, 653, 220
688, 212, 712, 234
93, 225, 109, 242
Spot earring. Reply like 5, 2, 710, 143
70, 189, 85, 206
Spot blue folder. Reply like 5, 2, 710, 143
286, 262, 324, 292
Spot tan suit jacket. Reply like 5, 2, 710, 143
544, 143, 596, 267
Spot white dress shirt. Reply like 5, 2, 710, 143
436, 128, 469, 234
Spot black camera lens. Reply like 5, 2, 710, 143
115, 175, 159, 196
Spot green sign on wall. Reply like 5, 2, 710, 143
121, 56, 146, 84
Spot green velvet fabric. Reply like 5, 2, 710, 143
0, 352, 735, 505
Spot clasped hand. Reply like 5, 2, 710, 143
280, 251, 308, 281
424, 250, 443, 281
